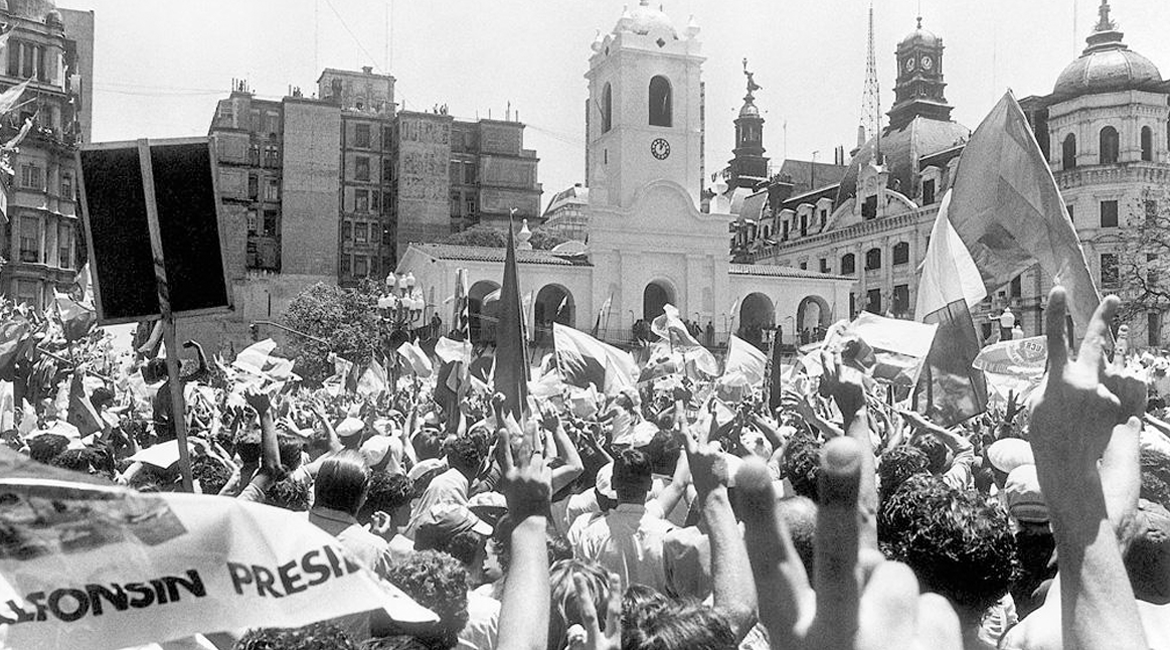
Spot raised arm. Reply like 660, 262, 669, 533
239, 390, 283, 497
542, 403, 584, 494
1028, 288, 1147, 650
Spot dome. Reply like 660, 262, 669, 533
900, 17, 940, 48
738, 101, 760, 119
614, 0, 678, 40
836, 116, 970, 204
1053, 2, 1163, 99
9, 0, 57, 21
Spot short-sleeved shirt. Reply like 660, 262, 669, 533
309, 506, 393, 578
406, 467, 470, 538
572, 503, 676, 593
457, 590, 500, 650
662, 525, 712, 601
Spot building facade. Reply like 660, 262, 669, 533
0, 0, 93, 309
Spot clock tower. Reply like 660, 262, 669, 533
888, 16, 953, 130
585, 1, 705, 209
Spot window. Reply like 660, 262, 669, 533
19, 164, 42, 190
781, 221, 789, 241
1099, 126, 1119, 165
371, 189, 381, 212
1100, 253, 1119, 287
820, 208, 828, 229
601, 83, 612, 133
247, 175, 259, 200
246, 209, 258, 235
449, 162, 460, 182
354, 223, 368, 243
383, 161, 394, 184
892, 242, 910, 266
383, 126, 394, 150
265, 179, 279, 201
893, 285, 909, 315
841, 253, 856, 275
342, 221, 352, 242
866, 289, 882, 314
1062, 133, 1077, 170
1146, 199, 1159, 224
264, 112, 280, 136
463, 162, 476, 185
354, 123, 371, 148
465, 195, 476, 216
14, 279, 38, 309
865, 247, 882, 271
354, 256, 369, 278
982, 322, 993, 341
799, 261, 808, 270
862, 195, 877, 220
648, 76, 672, 127
1150, 313, 1161, 347
340, 255, 351, 276
60, 172, 73, 200
383, 226, 393, 244
451, 192, 462, 216
19, 216, 39, 262
922, 178, 936, 205
1067, 204, 1074, 223
819, 258, 830, 273
1142, 126, 1154, 162
355, 189, 369, 213
263, 209, 278, 236
6, 41, 17, 77
1100, 200, 1118, 228
248, 143, 260, 166
1148, 253, 1158, 286
800, 214, 808, 237
264, 145, 279, 167
1010, 275, 1022, 298
57, 223, 72, 268
355, 156, 370, 182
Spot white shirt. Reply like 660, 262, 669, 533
572, 503, 676, 593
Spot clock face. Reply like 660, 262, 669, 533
921, 55, 934, 70
904, 57, 916, 72
651, 138, 671, 160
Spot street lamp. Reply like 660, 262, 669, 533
379, 272, 425, 353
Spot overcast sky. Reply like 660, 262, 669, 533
59, 0, 1170, 209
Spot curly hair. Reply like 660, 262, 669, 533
549, 558, 612, 650
1141, 447, 1170, 511
878, 445, 930, 503
490, 515, 571, 575
234, 622, 356, 650
50, 446, 114, 479
912, 435, 949, 475
28, 434, 69, 464
780, 431, 822, 502
622, 597, 737, 650
384, 550, 469, 650
879, 474, 1019, 615
443, 432, 490, 474
266, 476, 312, 512
192, 454, 233, 495
357, 472, 418, 525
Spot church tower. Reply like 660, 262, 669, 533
585, 1, 705, 209
728, 58, 769, 190
888, 16, 953, 130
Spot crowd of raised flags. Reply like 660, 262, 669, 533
0, 92, 1167, 650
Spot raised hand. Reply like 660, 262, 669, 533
243, 389, 271, 415
736, 438, 962, 650
497, 410, 552, 521
683, 405, 731, 500
819, 345, 866, 423
567, 573, 621, 650
1103, 324, 1148, 423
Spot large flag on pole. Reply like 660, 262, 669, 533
552, 323, 637, 393
722, 334, 768, 387
947, 90, 1100, 332
452, 268, 470, 341
494, 214, 529, 419
915, 190, 989, 426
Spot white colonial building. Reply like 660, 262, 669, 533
397, 1, 853, 350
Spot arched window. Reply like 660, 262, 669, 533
865, 247, 882, 271
648, 76, 672, 127
1141, 126, 1153, 162
1062, 133, 1077, 170
892, 241, 910, 266
601, 83, 613, 133
841, 253, 856, 275
1100, 126, 1119, 165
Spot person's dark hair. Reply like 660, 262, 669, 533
1012, 526, 1057, 619
192, 454, 233, 495
612, 448, 653, 499
621, 598, 737, 650
143, 358, 169, 383
878, 445, 929, 503
307, 427, 333, 456
277, 433, 304, 471
357, 472, 417, 525
1140, 447, 1170, 510
413, 428, 446, 461
233, 622, 356, 650
314, 450, 370, 515
266, 476, 312, 511
28, 434, 69, 465
780, 431, 822, 502
417, 529, 486, 568
235, 430, 262, 465
491, 515, 570, 575
776, 496, 817, 581
50, 447, 113, 479
912, 435, 949, 475
89, 387, 115, 411
621, 584, 668, 633
384, 550, 470, 650
643, 430, 681, 476
879, 474, 1019, 617
361, 636, 430, 650
443, 432, 490, 474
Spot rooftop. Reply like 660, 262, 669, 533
728, 263, 852, 281
411, 243, 591, 267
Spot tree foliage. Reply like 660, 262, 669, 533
1090, 188, 1170, 325
283, 280, 383, 384
439, 224, 567, 250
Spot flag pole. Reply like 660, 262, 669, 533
138, 138, 194, 493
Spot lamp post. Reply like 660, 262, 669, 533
379, 272, 425, 357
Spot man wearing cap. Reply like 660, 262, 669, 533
414, 503, 499, 650
406, 429, 492, 538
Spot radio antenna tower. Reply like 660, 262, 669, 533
859, 1, 882, 150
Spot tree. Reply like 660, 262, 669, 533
283, 280, 383, 384
1090, 187, 1170, 344
439, 224, 567, 250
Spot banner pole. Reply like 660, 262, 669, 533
138, 138, 194, 493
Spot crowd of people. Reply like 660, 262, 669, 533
5, 286, 1170, 650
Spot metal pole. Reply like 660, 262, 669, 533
138, 139, 193, 493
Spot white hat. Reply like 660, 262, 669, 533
360, 435, 393, 468
336, 417, 365, 438
987, 439, 1034, 474
594, 462, 617, 500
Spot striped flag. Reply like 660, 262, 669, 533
915, 190, 988, 425
452, 268, 470, 341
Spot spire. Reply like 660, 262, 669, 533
859, 1, 882, 147
1095, 0, 1114, 32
